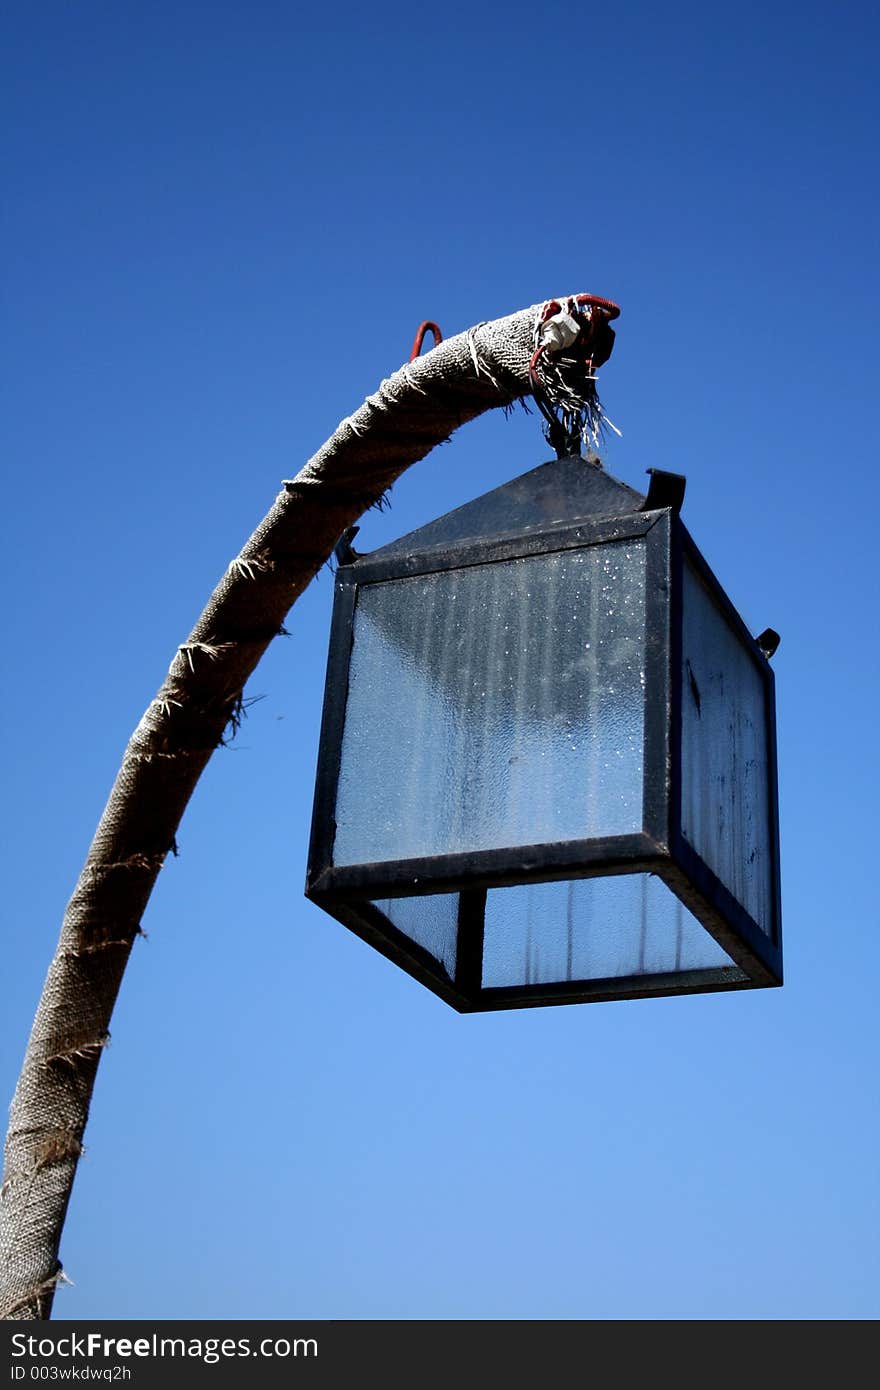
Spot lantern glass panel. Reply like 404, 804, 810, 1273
332, 540, 647, 867
480, 875, 744, 989
681, 558, 773, 935
370, 893, 459, 978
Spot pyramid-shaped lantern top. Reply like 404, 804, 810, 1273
360, 453, 646, 563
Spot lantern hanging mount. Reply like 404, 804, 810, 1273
529, 295, 621, 458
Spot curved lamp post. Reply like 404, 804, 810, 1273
0, 294, 617, 1320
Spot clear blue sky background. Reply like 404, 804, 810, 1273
2, 0, 878, 1320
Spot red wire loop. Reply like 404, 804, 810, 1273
409, 320, 443, 361
573, 294, 621, 321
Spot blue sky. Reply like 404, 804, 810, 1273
2, 0, 878, 1319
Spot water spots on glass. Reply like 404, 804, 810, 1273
481, 876, 742, 988
333, 541, 647, 866
681, 560, 772, 934
370, 894, 459, 978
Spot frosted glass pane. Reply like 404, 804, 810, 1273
333, 542, 646, 865
481, 875, 743, 988
371, 894, 458, 979
681, 561, 772, 935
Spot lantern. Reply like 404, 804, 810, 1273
306, 454, 782, 1010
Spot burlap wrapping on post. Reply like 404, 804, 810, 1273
0, 299, 611, 1319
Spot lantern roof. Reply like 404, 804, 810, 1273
362, 453, 647, 562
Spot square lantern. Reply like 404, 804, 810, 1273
306, 454, 782, 1010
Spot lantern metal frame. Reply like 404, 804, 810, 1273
306, 478, 782, 1012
